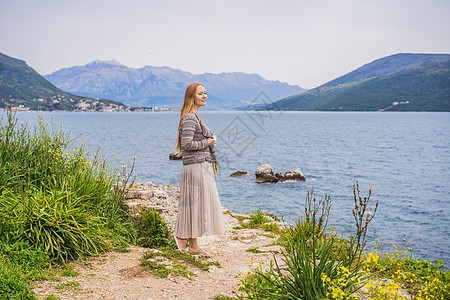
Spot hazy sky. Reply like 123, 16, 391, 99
1, 0, 449, 89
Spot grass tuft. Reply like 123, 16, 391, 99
141, 247, 221, 279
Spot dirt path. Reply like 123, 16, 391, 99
32, 212, 283, 300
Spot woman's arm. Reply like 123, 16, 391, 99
181, 116, 209, 151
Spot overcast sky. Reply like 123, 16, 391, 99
1, 0, 449, 89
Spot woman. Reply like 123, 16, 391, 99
173, 82, 224, 256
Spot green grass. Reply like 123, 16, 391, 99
134, 209, 170, 248
234, 210, 281, 234
0, 260, 38, 300
59, 264, 79, 277
248, 209, 270, 226
246, 247, 264, 254
141, 247, 221, 279
55, 281, 79, 290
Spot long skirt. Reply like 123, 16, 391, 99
175, 161, 225, 239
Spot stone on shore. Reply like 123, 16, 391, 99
125, 182, 180, 238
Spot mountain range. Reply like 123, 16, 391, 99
44, 61, 306, 110
2, 51, 449, 112
263, 53, 450, 111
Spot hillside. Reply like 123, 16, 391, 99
0, 52, 125, 111
45, 61, 306, 110
264, 53, 450, 112
322, 53, 450, 88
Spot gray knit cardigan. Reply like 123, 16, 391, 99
180, 112, 217, 166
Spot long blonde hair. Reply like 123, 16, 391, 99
174, 82, 204, 155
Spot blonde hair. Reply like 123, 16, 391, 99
174, 82, 204, 155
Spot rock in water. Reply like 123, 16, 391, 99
255, 165, 306, 183
255, 164, 279, 183
275, 172, 285, 181
284, 168, 306, 181
230, 170, 249, 177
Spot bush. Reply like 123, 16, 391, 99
0, 109, 134, 260
2, 189, 113, 261
134, 209, 169, 248
249, 209, 270, 226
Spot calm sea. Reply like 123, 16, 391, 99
10, 111, 450, 268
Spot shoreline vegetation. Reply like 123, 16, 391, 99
1, 108, 449, 299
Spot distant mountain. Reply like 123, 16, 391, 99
264, 53, 450, 112
45, 61, 306, 110
0, 52, 124, 111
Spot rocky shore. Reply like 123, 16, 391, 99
125, 181, 181, 238
32, 182, 284, 299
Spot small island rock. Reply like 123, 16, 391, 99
275, 172, 285, 181
284, 168, 306, 181
255, 164, 279, 183
255, 164, 306, 183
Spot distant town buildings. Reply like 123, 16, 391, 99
377, 100, 410, 112
392, 101, 410, 106
1, 95, 179, 112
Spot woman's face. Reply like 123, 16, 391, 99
193, 85, 207, 109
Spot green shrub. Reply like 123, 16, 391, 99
261, 222, 280, 233
249, 209, 270, 226
134, 209, 169, 248
2, 189, 113, 261
0, 240, 52, 272
0, 261, 37, 300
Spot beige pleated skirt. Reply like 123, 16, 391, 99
175, 161, 225, 239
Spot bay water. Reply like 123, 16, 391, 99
10, 111, 450, 268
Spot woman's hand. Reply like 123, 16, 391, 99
208, 135, 217, 146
